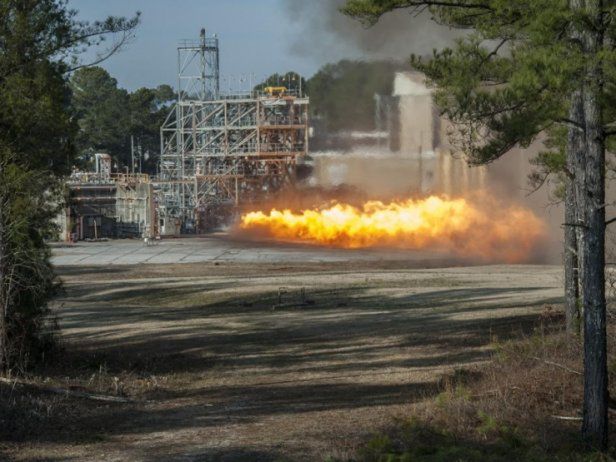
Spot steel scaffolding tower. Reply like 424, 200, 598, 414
179, 28, 219, 101
157, 29, 309, 234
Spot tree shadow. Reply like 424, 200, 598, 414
9, 271, 563, 460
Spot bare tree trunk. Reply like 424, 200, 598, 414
564, 181, 580, 334
579, 0, 608, 448
565, 90, 583, 335
580, 93, 608, 450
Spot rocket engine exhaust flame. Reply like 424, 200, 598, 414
239, 195, 547, 263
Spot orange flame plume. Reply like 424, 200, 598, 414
239, 196, 547, 263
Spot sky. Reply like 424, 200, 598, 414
69, 0, 459, 92
69, 0, 360, 91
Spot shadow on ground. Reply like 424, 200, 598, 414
2, 264, 562, 461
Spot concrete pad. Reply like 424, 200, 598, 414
51, 235, 455, 267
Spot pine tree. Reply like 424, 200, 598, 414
0, 0, 139, 372
70, 67, 174, 173
343, 0, 613, 449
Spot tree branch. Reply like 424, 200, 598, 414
342, 0, 494, 25
66, 31, 132, 73
562, 222, 589, 229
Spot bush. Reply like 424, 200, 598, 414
346, 320, 616, 461
0, 160, 60, 373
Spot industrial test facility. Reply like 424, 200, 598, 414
59, 29, 309, 240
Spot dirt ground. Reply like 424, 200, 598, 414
2, 256, 563, 461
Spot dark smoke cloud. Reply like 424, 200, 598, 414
281, 0, 462, 63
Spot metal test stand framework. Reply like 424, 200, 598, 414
157, 29, 309, 233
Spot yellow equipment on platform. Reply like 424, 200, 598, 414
264, 86, 287, 96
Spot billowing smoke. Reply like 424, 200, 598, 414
268, 0, 564, 264
282, 0, 462, 62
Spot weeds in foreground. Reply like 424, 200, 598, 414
333, 313, 616, 461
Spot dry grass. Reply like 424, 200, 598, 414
344, 310, 616, 461
0, 262, 565, 461
0, 349, 147, 451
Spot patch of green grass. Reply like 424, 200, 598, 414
346, 419, 613, 462
435, 385, 471, 409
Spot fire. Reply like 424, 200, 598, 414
239, 195, 547, 263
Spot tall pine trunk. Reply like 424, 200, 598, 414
580, 89, 608, 449
565, 90, 583, 335
579, 0, 608, 447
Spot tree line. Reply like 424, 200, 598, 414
70, 67, 174, 175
